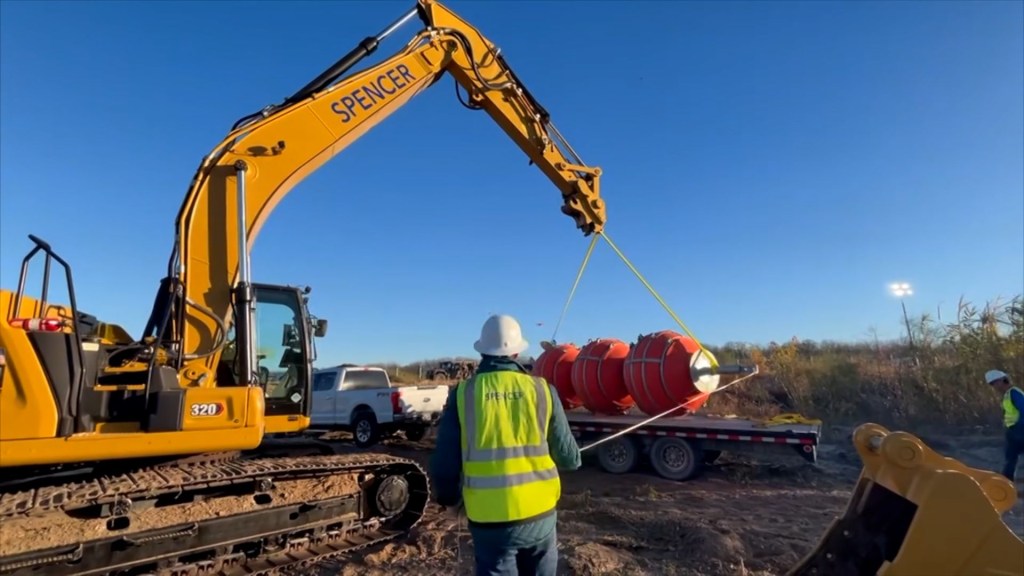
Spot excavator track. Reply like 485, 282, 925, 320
0, 451, 430, 576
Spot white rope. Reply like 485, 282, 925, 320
446, 365, 762, 574
578, 365, 761, 453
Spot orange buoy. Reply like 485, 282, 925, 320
532, 343, 582, 410
571, 338, 634, 415
624, 330, 720, 417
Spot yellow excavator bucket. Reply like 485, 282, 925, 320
788, 423, 1024, 576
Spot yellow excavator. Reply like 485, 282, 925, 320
1, 2, 1021, 576
0, 1, 603, 574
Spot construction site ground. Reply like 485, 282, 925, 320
310, 425, 1024, 576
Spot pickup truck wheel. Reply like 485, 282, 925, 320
404, 426, 427, 442
352, 412, 379, 448
649, 437, 701, 481
596, 436, 639, 474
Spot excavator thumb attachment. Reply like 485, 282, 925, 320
787, 423, 1024, 576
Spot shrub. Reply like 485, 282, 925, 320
703, 295, 1022, 432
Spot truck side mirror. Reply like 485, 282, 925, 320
314, 318, 328, 338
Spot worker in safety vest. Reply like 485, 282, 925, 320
986, 369, 1024, 481
429, 314, 581, 576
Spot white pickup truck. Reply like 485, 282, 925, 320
309, 364, 448, 447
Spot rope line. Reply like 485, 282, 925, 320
579, 366, 762, 453
550, 232, 599, 343
548, 229, 717, 372
598, 231, 718, 370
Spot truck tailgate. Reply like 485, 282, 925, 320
395, 384, 448, 418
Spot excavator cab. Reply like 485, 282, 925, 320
215, 283, 319, 419
0, 234, 324, 461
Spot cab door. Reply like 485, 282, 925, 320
251, 284, 312, 422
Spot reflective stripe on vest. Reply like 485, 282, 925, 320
1004, 386, 1022, 428
456, 372, 561, 523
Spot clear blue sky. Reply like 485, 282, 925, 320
2, 0, 1021, 366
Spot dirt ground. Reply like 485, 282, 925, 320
313, 426, 1024, 576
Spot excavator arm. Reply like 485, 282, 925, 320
150, 0, 606, 390
0, 5, 603, 568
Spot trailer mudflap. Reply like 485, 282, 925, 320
786, 423, 1024, 576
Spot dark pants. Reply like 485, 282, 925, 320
1004, 427, 1024, 482
472, 525, 558, 576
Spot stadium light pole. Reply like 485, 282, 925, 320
890, 282, 915, 348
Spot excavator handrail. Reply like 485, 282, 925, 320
143, 0, 607, 387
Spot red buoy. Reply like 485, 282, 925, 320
624, 330, 720, 417
532, 343, 582, 410
571, 338, 634, 415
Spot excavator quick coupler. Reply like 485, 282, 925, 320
787, 423, 1024, 576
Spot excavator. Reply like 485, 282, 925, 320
0, 1, 603, 574
1, 2, 1021, 576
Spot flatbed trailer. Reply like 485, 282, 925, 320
566, 410, 822, 481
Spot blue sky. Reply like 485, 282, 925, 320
2, 0, 1021, 366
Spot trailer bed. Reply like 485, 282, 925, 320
567, 412, 820, 445
565, 410, 823, 481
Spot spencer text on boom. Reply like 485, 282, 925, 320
329, 64, 417, 123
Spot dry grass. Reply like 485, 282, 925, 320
383, 295, 1022, 431
703, 295, 1023, 432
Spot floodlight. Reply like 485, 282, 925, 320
889, 282, 913, 298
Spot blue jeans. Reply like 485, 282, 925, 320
471, 523, 558, 576
1003, 427, 1024, 481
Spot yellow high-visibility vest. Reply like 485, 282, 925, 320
456, 370, 560, 523
1004, 386, 1023, 428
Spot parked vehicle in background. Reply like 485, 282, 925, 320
427, 359, 477, 382
309, 364, 447, 447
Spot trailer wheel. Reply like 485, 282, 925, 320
404, 425, 427, 442
596, 436, 639, 474
649, 437, 701, 481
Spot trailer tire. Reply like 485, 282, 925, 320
649, 437, 701, 481
404, 425, 427, 442
596, 436, 639, 474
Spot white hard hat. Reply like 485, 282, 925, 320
473, 314, 529, 357
985, 369, 1009, 385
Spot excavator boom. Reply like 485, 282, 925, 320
0, 2, 606, 574
161, 0, 606, 395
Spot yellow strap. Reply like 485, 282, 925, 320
548, 229, 716, 372
550, 233, 599, 342
599, 231, 718, 370
754, 413, 823, 428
